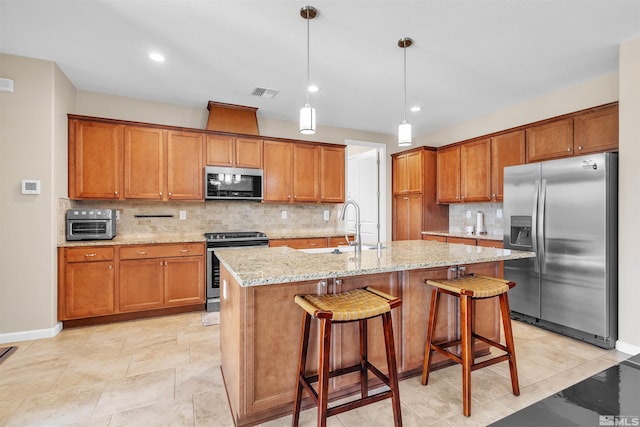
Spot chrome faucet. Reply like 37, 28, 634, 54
339, 199, 362, 256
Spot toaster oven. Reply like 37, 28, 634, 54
66, 209, 116, 241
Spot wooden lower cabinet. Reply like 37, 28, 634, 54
58, 247, 116, 319
58, 242, 205, 322
268, 235, 354, 249
221, 263, 500, 426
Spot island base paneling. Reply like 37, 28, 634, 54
220, 262, 501, 426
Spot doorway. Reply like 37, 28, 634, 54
343, 140, 387, 245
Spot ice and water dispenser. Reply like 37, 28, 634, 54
509, 216, 532, 248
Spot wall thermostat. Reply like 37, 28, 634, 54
21, 179, 41, 195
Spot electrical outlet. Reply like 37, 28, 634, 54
281, 210, 288, 220
115, 210, 121, 220
466, 210, 472, 219
496, 208, 503, 218
179, 210, 187, 220
323, 210, 330, 221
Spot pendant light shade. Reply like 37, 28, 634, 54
398, 37, 413, 146
398, 121, 412, 146
299, 6, 317, 135
299, 103, 316, 135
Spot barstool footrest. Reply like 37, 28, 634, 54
326, 390, 394, 418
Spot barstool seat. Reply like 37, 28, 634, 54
421, 274, 520, 417
293, 287, 402, 427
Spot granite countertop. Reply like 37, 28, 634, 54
422, 230, 504, 242
58, 233, 206, 247
215, 240, 534, 287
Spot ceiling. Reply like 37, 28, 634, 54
2, 0, 639, 138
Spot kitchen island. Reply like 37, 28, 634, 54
216, 240, 534, 426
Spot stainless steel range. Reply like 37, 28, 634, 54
204, 231, 269, 311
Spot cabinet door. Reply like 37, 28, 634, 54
167, 131, 203, 200
490, 130, 525, 202
205, 134, 234, 166
235, 137, 263, 168
573, 105, 619, 154
164, 256, 205, 306
263, 140, 292, 202
526, 119, 573, 162
319, 146, 345, 203
119, 258, 164, 312
124, 126, 165, 200
392, 150, 423, 194
292, 144, 319, 202
436, 145, 461, 203
63, 260, 115, 319
392, 194, 423, 241
70, 120, 123, 199
401, 267, 451, 372
460, 139, 491, 202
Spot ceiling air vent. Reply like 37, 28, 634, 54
251, 87, 279, 99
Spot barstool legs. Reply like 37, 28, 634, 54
382, 311, 403, 427
421, 288, 439, 386
293, 312, 311, 427
499, 293, 520, 396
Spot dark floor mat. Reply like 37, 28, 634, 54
0, 346, 17, 364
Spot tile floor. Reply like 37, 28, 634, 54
0, 312, 629, 427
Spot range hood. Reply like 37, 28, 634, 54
206, 101, 259, 135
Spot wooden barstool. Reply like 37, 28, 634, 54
293, 287, 403, 427
421, 274, 520, 417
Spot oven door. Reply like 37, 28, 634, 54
206, 240, 268, 312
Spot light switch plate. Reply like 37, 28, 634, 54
179, 210, 187, 220
281, 210, 287, 220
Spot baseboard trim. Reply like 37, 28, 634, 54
616, 340, 640, 356
0, 322, 63, 345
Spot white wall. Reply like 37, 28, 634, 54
0, 54, 74, 340
617, 36, 640, 354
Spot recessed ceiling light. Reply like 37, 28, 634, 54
308, 85, 319, 93
149, 52, 165, 62
410, 106, 422, 112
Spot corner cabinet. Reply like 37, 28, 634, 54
58, 242, 205, 323
392, 147, 449, 240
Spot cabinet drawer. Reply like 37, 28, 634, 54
421, 235, 447, 243
119, 243, 204, 259
268, 237, 328, 249
328, 236, 351, 247
447, 237, 477, 245
65, 247, 115, 262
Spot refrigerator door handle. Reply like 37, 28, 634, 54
532, 180, 540, 273
539, 179, 547, 274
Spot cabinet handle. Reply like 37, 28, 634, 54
84, 253, 97, 257
108, 265, 113, 270
578, 145, 583, 150
288, 195, 291, 199
319, 280, 327, 287
567, 147, 571, 152
114, 191, 119, 196
179, 249, 190, 253
335, 279, 343, 287
403, 196, 408, 200
168, 192, 172, 196
137, 251, 148, 255
159, 192, 163, 196
309, 243, 318, 246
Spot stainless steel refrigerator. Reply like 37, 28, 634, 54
503, 152, 617, 348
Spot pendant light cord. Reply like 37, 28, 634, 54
403, 40, 407, 122
306, 8, 310, 106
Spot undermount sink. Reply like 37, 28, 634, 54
299, 245, 373, 254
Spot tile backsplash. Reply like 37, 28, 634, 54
448, 202, 504, 235
58, 199, 342, 243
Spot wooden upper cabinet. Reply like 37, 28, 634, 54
166, 131, 204, 200
490, 130, 525, 202
263, 140, 293, 202
526, 118, 573, 162
393, 150, 423, 194
460, 138, 491, 202
69, 119, 123, 200
206, 134, 262, 168
124, 126, 166, 200
436, 145, 461, 203
292, 143, 319, 202
573, 104, 619, 155
319, 146, 345, 203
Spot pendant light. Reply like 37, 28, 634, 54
398, 37, 413, 146
299, 6, 317, 135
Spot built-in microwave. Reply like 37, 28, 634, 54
204, 166, 263, 201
